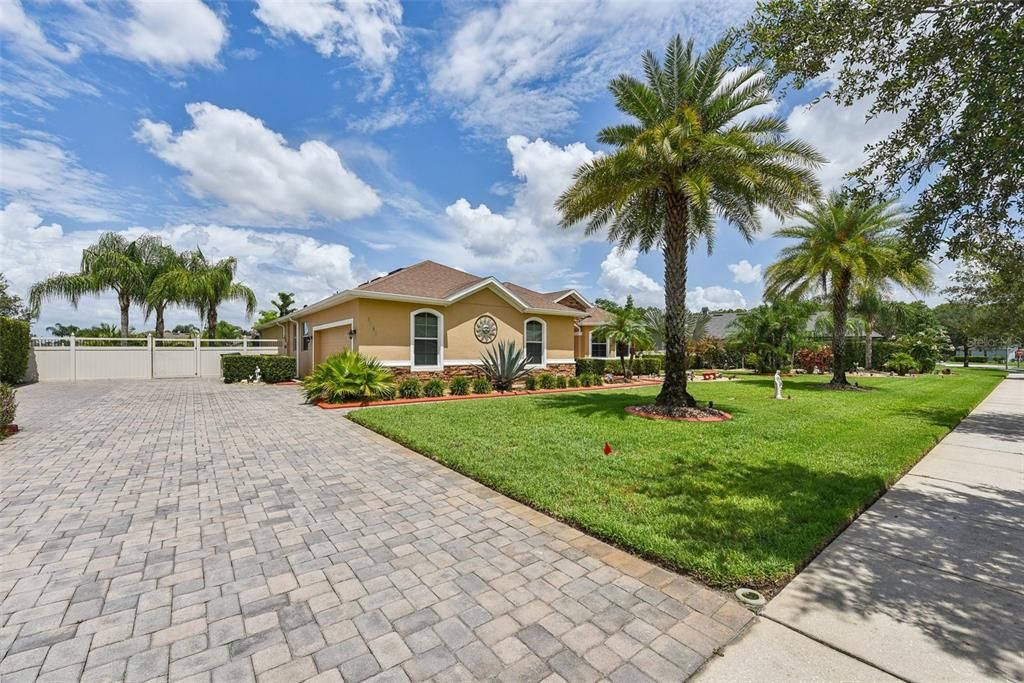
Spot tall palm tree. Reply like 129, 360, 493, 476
137, 236, 183, 339
765, 193, 934, 386
558, 35, 823, 409
595, 307, 653, 379
29, 233, 147, 340
153, 249, 257, 339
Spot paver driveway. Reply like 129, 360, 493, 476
0, 380, 751, 682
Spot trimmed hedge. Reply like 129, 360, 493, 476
222, 354, 296, 383
0, 383, 15, 435
0, 317, 30, 384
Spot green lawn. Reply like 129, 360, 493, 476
348, 369, 1005, 589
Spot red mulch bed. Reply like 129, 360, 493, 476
316, 380, 664, 410
625, 405, 733, 422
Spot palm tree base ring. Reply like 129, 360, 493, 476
626, 405, 732, 422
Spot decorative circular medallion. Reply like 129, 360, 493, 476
474, 315, 498, 344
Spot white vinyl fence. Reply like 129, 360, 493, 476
27, 336, 282, 382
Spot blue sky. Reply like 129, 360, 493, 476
0, 0, 933, 333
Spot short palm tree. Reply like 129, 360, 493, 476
302, 351, 396, 403
765, 192, 934, 386
644, 307, 710, 352
137, 236, 183, 339
851, 283, 905, 370
729, 299, 813, 372
595, 307, 653, 379
152, 249, 257, 339
558, 35, 823, 408
29, 233, 148, 341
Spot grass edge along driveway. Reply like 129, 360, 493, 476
349, 369, 1005, 590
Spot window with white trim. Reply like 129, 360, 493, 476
525, 320, 543, 364
590, 331, 607, 358
302, 321, 311, 351
413, 312, 440, 367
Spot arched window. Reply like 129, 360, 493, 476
411, 310, 442, 369
524, 318, 545, 365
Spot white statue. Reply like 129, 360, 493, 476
774, 370, 784, 400
254, 366, 262, 383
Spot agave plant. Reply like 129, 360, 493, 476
479, 340, 531, 392
301, 351, 396, 404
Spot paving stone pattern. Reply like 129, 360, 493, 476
0, 380, 752, 681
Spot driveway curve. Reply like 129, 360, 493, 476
1, 380, 751, 682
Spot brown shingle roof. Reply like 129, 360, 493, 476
355, 260, 483, 299
578, 305, 610, 325
503, 283, 579, 313
354, 261, 583, 314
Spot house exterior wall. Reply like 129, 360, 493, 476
284, 288, 577, 377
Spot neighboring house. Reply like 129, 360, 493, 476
256, 261, 586, 378
542, 290, 617, 360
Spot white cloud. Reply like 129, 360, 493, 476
598, 248, 663, 307
0, 0, 80, 63
728, 259, 762, 284
135, 102, 381, 225
1, 201, 366, 332
99, 0, 227, 68
786, 90, 902, 193
688, 286, 747, 311
429, 0, 753, 136
0, 132, 121, 222
253, 0, 401, 91
439, 135, 601, 283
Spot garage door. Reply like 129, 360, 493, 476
314, 325, 351, 364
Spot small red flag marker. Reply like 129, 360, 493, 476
603, 442, 612, 455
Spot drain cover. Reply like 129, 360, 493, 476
735, 588, 766, 606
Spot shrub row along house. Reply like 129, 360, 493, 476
256, 261, 615, 378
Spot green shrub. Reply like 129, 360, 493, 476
423, 379, 446, 397
524, 375, 538, 390
472, 377, 493, 394
633, 356, 664, 376
579, 373, 593, 387
537, 373, 557, 389
0, 383, 15, 434
591, 372, 604, 385
398, 377, 422, 399
449, 376, 471, 395
0, 317, 30, 384
567, 376, 580, 388
884, 352, 919, 376
222, 354, 296, 383
575, 358, 606, 376
555, 375, 568, 388
301, 351, 396, 403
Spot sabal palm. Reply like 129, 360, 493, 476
596, 308, 653, 378
29, 233, 147, 340
765, 193, 934, 385
136, 236, 183, 339
153, 249, 257, 339
558, 35, 822, 407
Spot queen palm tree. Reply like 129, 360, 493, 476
152, 249, 256, 339
29, 233, 148, 341
137, 236, 183, 339
558, 35, 823, 409
596, 306, 653, 379
765, 193, 934, 387
852, 283, 906, 370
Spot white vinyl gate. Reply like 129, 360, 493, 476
27, 336, 283, 382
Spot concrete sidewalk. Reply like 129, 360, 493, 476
696, 373, 1024, 682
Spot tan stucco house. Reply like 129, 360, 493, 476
257, 260, 611, 378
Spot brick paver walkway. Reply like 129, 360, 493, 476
1, 380, 751, 682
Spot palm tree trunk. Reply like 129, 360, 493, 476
864, 315, 874, 370
656, 191, 696, 408
206, 307, 218, 340
118, 291, 131, 346
830, 270, 852, 386
155, 303, 166, 339
962, 343, 969, 367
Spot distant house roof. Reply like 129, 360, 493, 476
700, 310, 882, 339
255, 260, 584, 329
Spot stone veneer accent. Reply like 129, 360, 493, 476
394, 363, 576, 381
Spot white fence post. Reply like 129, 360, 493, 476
194, 335, 200, 377
70, 334, 77, 382
147, 334, 154, 379
243, 336, 249, 353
